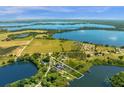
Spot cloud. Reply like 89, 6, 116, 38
0, 6, 122, 20
36, 6, 74, 13
0, 7, 24, 15
0, 6, 75, 16
77, 6, 111, 13
92, 7, 111, 13
14, 15, 57, 20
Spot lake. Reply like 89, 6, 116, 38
69, 65, 124, 87
0, 62, 37, 86
0, 21, 115, 31
53, 30, 124, 47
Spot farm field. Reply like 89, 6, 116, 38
22, 39, 74, 54
0, 30, 46, 65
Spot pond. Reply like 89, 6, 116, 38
69, 65, 124, 87
0, 62, 37, 86
53, 30, 124, 47
16, 33, 29, 38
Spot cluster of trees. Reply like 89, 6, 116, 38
41, 68, 69, 87
17, 53, 42, 69
8, 53, 70, 87
110, 71, 124, 87
90, 56, 124, 67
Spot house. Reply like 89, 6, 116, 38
55, 64, 64, 70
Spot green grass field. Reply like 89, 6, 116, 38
22, 39, 75, 54
0, 30, 46, 55
0, 30, 46, 66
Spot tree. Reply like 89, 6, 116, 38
118, 56, 123, 60
43, 56, 50, 62
110, 71, 124, 87
8, 59, 14, 64
32, 53, 41, 59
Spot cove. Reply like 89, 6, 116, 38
69, 65, 124, 87
53, 30, 124, 47
0, 62, 37, 86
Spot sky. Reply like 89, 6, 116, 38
0, 6, 124, 20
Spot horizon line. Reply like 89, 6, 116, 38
1, 18, 124, 22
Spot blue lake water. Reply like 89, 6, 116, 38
69, 65, 124, 87
53, 30, 124, 46
0, 62, 37, 86
0, 22, 115, 31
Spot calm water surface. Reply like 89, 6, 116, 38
16, 33, 29, 38
0, 62, 37, 86
69, 66, 124, 87
0, 22, 115, 31
53, 30, 124, 46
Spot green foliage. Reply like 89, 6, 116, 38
65, 58, 92, 76
32, 53, 41, 59
42, 55, 50, 63
8, 59, 15, 64
63, 51, 87, 60
8, 53, 69, 87
110, 71, 124, 87
90, 57, 124, 67
41, 68, 69, 87
118, 56, 124, 60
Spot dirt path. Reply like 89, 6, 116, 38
35, 81, 42, 87
15, 38, 34, 61
44, 63, 51, 77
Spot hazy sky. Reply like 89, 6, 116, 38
0, 6, 123, 20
